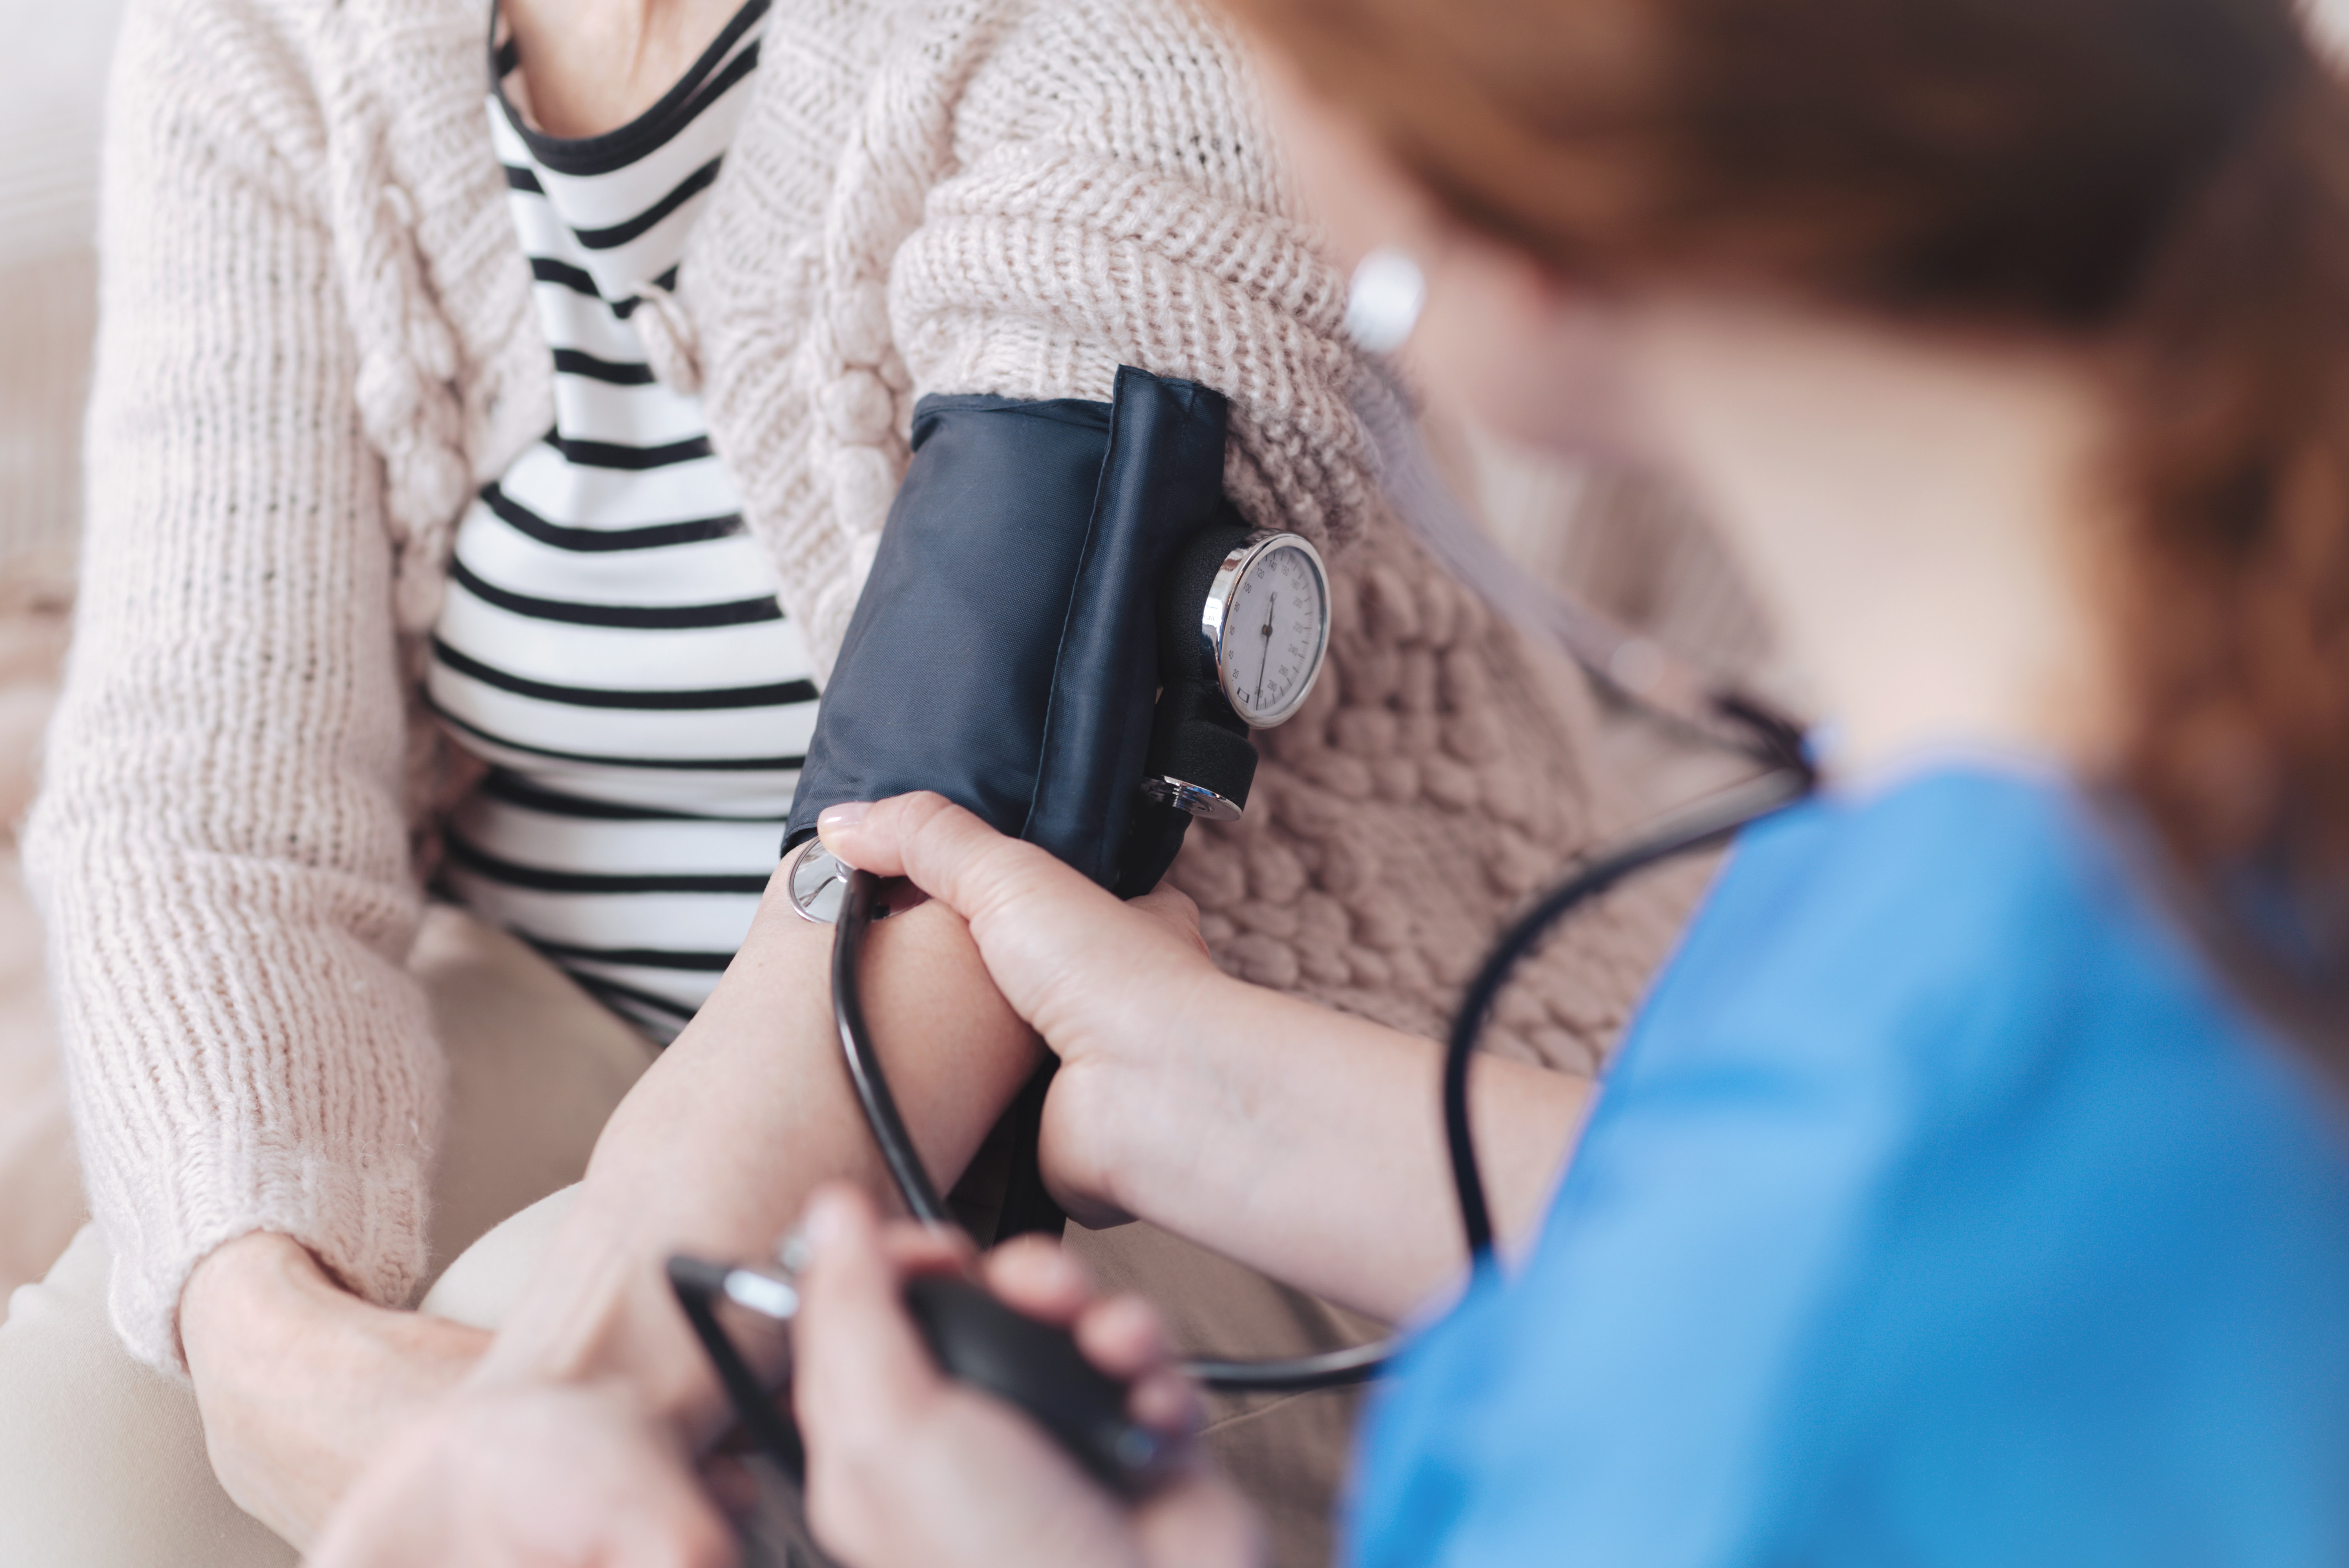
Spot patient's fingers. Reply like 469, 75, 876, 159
306, 1380, 734, 1568
980, 1235, 1094, 1322
792, 1186, 942, 1452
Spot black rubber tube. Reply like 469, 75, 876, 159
832, 868, 952, 1228
1440, 763, 1814, 1262
667, 1256, 807, 1479
765, 697, 1815, 1402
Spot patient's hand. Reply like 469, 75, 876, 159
297, 853, 1046, 1558
180, 1232, 489, 1547
304, 1376, 735, 1568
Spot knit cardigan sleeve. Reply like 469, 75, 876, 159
697, 0, 1377, 672
23, 0, 442, 1372
896, 0, 1376, 547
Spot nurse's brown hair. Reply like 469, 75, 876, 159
1227, 0, 2349, 1041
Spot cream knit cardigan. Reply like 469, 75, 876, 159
28, 0, 1688, 1372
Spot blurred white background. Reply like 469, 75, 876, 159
1, 0, 128, 562
0, 0, 125, 1298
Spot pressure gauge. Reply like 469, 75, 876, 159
1200, 531, 1330, 729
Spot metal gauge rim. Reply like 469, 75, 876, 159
1199, 529, 1332, 729
786, 836, 852, 924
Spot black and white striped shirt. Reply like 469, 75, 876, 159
429, 0, 813, 1042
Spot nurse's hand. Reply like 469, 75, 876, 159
817, 793, 1217, 1057
792, 1184, 1262, 1568
817, 793, 1223, 1228
821, 792, 1588, 1324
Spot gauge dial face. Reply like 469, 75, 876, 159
1217, 538, 1329, 727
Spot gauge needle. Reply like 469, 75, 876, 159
1255, 595, 1276, 707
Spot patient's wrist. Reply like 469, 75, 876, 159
179, 1230, 495, 1544
181, 1230, 348, 1370
461, 1199, 720, 1427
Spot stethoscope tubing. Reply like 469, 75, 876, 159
1442, 759, 1814, 1263
831, 867, 953, 1226
827, 863, 1391, 1391
818, 697, 1811, 1394
678, 695, 1813, 1446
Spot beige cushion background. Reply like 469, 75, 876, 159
0, 0, 123, 562
0, 556, 77, 1301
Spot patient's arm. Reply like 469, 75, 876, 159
381, 0, 1051, 1439
466, 861, 1042, 1425
178, 869, 1037, 1545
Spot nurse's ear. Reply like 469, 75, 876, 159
1255, 45, 1656, 465
1398, 243, 1656, 465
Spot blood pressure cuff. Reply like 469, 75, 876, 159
782, 365, 1232, 894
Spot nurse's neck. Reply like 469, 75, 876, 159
1629, 295, 2126, 784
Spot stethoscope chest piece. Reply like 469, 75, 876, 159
787, 837, 852, 924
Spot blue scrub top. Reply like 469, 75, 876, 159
1348, 766, 2349, 1567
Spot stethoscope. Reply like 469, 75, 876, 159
665, 372, 1816, 1500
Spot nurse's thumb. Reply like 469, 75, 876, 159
817, 791, 1000, 898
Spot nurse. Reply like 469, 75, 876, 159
761, 0, 2349, 1563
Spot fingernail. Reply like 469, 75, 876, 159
817, 802, 871, 834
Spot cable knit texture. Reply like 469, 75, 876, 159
30, 0, 1697, 1373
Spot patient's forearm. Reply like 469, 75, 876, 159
179, 1233, 493, 1547
1055, 973, 1587, 1326
471, 864, 1042, 1428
